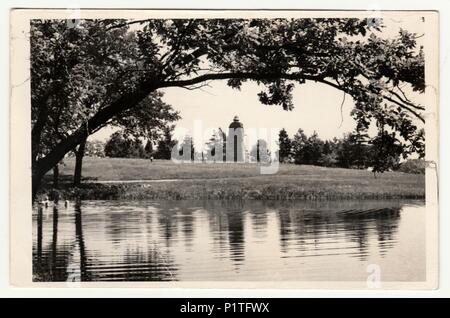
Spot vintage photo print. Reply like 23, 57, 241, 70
10, 9, 439, 289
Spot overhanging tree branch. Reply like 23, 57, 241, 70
313, 78, 425, 123
160, 71, 425, 123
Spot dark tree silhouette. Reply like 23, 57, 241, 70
278, 128, 292, 163
154, 126, 177, 160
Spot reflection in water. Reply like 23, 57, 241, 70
74, 203, 90, 281
33, 200, 425, 282
33, 205, 71, 282
226, 203, 246, 267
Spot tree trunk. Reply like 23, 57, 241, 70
32, 163, 45, 202
74, 139, 87, 186
53, 164, 59, 189
31, 84, 157, 201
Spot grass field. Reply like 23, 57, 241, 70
41, 157, 425, 200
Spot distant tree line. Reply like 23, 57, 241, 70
277, 128, 425, 175
99, 124, 179, 160
98, 126, 425, 175
101, 128, 175, 160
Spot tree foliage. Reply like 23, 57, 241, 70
104, 131, 146, 158
398, 159, 426, 174
292, 128, 308, 164
153, 125, 177, 160
335, 133, 371, 169
278, 128, 292, 162
144, 140, 154, 158
284, 128, 404, 173
84, 140, 105, 157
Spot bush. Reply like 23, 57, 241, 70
398, 159, 426, 174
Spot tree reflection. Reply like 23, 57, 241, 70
157, 207, 178, 247
340, 207, 401, 260
51, 205, 58, 276
274, 201, 402, 261
206, 203, 229, 256
277, 208, 292, 253
248, 202, 268, 234
226, 208, 245, 266
179, 209, 195, 251
205, 201, 246, 268
374, 208, 401, 256
74, 202, 90, 281
36, 206, 42, 263
33, 205, 71, 282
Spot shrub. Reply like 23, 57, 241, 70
398, 159, 426, 174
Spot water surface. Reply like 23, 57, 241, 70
33, 200, 425, 282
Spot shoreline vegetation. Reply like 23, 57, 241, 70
38, 158, 426, 201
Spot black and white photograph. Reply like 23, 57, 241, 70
9, 9, 439, 289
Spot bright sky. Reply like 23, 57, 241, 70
161, 80, 355, 141
91, 15, 426, 146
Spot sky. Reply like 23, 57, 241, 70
91, 14, 426, 148
161, 80, 355, 142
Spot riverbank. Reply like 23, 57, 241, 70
38, 158, 425, 201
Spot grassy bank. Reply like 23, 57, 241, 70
40, 157, 425, 201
